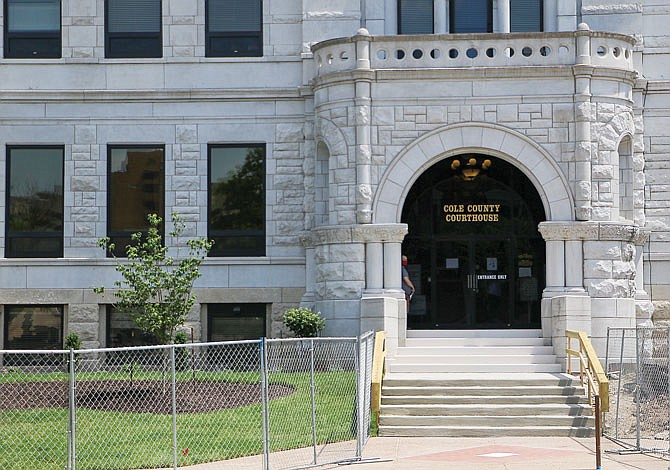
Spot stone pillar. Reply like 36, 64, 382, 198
366, 241, 384, 292
543, 0, 557, 32
384, 241, 402, 290
435, 0, 447, 34
633, 229, 653, 325
497, 0, 510, 33
574, 23, 593, 221
544, 240, 565, 293
565, 240, 585, 292
353, 29, 373, 224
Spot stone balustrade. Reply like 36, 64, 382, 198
312, 28, 635, 77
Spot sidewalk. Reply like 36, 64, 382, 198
185, 436, 670, 469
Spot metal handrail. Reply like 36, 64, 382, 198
370, 331, 386, 429
566, 330, 609, 470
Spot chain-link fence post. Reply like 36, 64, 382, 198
355, 334, 363, 459
635, 328, 642, 450
69, 348, 77, 470
309, 338, 318, 466
260, 338, 270, 470
170, 346, 178, 470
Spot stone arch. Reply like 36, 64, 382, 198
372, 122, 574, 223
315, 117, 351, 225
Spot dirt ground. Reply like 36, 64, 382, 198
0, 380, 294, 414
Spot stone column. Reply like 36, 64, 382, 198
497, 0, 510, 33
632, 229, 653, 325
383, 241, 402, 290
366, 241, 384, 292
565, 240, 585, 292
574, 23, 594, 221
353, 29, 373, 224
543, 0, 557, 32
435, 0, 447, 34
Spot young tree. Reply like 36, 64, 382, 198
94, 213, 213, 344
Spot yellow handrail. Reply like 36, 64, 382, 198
566, 330, 609, 470
566, 330, 609, 412
370, 331, 386, 428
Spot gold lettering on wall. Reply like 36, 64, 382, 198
443, 204, 501, 222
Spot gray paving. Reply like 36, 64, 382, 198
182, 436, 669, 469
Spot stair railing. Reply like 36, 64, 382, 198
370, 331, 386, 430
566, 330, 609, 470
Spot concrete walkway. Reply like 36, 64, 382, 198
184, 436, 669, 469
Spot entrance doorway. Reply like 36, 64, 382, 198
402, 155, 546, 329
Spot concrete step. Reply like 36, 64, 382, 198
381, 385, 584, 396
405, 337, 551, 347
379, 425, 594, 438
388, 354, 558, 365
382, 394, 588, 405
406, 329, 544, 338
386, 362, 563, 373
382, 372, 579, 387
379, 415, 594, 427
395, 345, 556, 355
380, 403, 592, 417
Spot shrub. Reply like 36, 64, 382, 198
282, 308, 326, 338
64, 332, 81, 350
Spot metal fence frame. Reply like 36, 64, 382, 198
0, 331, 374, 470
604, 326, 670, 456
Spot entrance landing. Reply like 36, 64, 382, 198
380, 330, 593, 437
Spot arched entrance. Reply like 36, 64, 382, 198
401, 154, 546, 329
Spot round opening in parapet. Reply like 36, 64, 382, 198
596, 45, 607, 56
486, 47, 496, 58
466, 48, 478, 59
377, 49, 387, 60
430, 48, 441, 59
395, 49, 406, 60
505, 47, 515, 58
612, 47, 621, 58
540, 46, 551, 57
412, 49, 423, 59
522, 47, 532, 57
449, 48, 459, 59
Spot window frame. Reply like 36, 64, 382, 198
106, 144, 165, 257
207, 303, 267, 342
205, 0, 263, 57
3, 305, 64, 350
397, 0, 434, 35
3, 0, 62, 58
207, 143, 266, 257
104, 0, 162, 58
449, 0, 493, 34
5, 145, 64, 258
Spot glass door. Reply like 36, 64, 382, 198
433, 238, 514, 328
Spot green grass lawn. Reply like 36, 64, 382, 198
0, 370, 363, 470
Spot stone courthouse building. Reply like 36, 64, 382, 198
0, 0, 669, 361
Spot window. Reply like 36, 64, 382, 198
4, 0, 61, 58
208, 144, 265, 256
107, 145, 164, 256
105, 0, 161, 58
450, 0, 492, 33
4, 305, 63, 350
206, 0, 262, 57
6, 146, 64, 258
511, 0, 542, 32
208, 304, 266, 341
398, 0, 433, 35
106, 307, 157, 347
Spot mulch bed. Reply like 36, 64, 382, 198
0, 380, 295, 414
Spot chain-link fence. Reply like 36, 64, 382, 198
605, 327, 670, 455
0, 332, 374, 470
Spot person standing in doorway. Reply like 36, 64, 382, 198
402, 255, 415, 313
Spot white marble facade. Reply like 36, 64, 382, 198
0, 1, 668, 361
